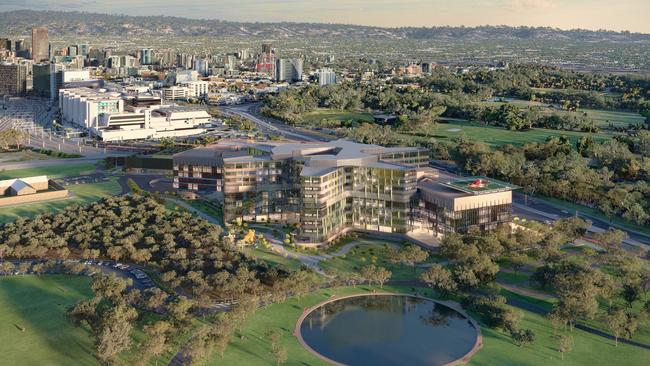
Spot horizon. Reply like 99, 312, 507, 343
1, 0, 649, 33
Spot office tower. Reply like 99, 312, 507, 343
0, 60, 32, 95
261, 42, 273, 55
421, 62, 437, 74
67, 45, 78, 57
238, 49, 251, 61
316, 68, 337, 86
256, 42, 275, 74
31, 27, 49, 62
194, 58, 209, 76
177, 53, 195, 69
275, 58, 303, 82
224, 54, 237, 70
140, 48, 153, 65
32, 63, 51, 97
14, 39, 24, 52
0, 38, 9, 50
77, 44, 89, 57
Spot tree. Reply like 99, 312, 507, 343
622, 281, 642, 307
605, 309, 627, 347
420, 264, 457, 297
361, 265, 392, 288
509, 253, 528, 276
139, 321, 171, 366
211, 314, 235, 358
167, 296, 194, 326
594, 229, 628, 250
232, 295, 259, 331
398, 245, 430, 271
374, 266, 392, 288
556, 335, 573, 360
623, 313, 640, 340
96, 304, 138, 365
265, 329, 282, 350
0, 261, 15, 274
273, 346, 288, 366
511, 328, 535, 347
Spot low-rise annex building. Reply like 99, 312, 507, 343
0, 176, 69, 206
172, 140, 517, 245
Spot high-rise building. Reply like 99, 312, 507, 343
316, 68, 337, 86
77, 44, 89, 57
0, 38, 10, 51
421, 62, 437, 74
256, 43, 275, 75
0, 60, 33, 95
194, 58, 209, 76
32, 63, 52, 97
140, 48, 153, 65
275, 58, 303, 82
224, 54, 238, 70
31, 27, 49, 62
67, 45, 78, 57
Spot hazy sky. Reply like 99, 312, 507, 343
2, 0, 649, 33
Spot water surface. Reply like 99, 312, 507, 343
300, 295, 478, 366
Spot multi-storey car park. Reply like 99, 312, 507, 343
173, 139, 517, 245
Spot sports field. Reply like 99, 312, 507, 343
0, 275, 98, 366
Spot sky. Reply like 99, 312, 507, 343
2, 0, 649, 33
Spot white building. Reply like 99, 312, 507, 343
95, 106, 210, 141
58, 88, 123, 129
59, 87, 211, 141
161, 86, 189, 100
275, 58, 303, 83
179, 81, 209, 98
316, 68, 337, 86
62, 69, 91, 83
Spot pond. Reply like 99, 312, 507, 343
298, 294, 480, 366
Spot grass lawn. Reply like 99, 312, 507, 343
0, 177, 122, 223
580, 109, 645, 127
0, 162, 98, 180
187, 199, 224, 224
244, 247, 304, 271
403, 119, 610, 148
208, 285, 650, 366
0, 150, 54, 164
0, 275, 200, 366
318, 239, 435, 281
0, 275, 98, 366
300, 109, 373, 126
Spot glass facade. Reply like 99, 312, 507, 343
172, 142, 514, 244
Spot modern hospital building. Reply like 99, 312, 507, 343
173, 139, 517, 245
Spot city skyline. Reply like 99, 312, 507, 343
1, 0, 649, 33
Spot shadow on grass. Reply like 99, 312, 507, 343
0, 275, 98, 365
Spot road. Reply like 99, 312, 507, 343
3, 258, 157, 292
220, 102, 331, 142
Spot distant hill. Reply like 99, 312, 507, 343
1, 10, 649, 42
